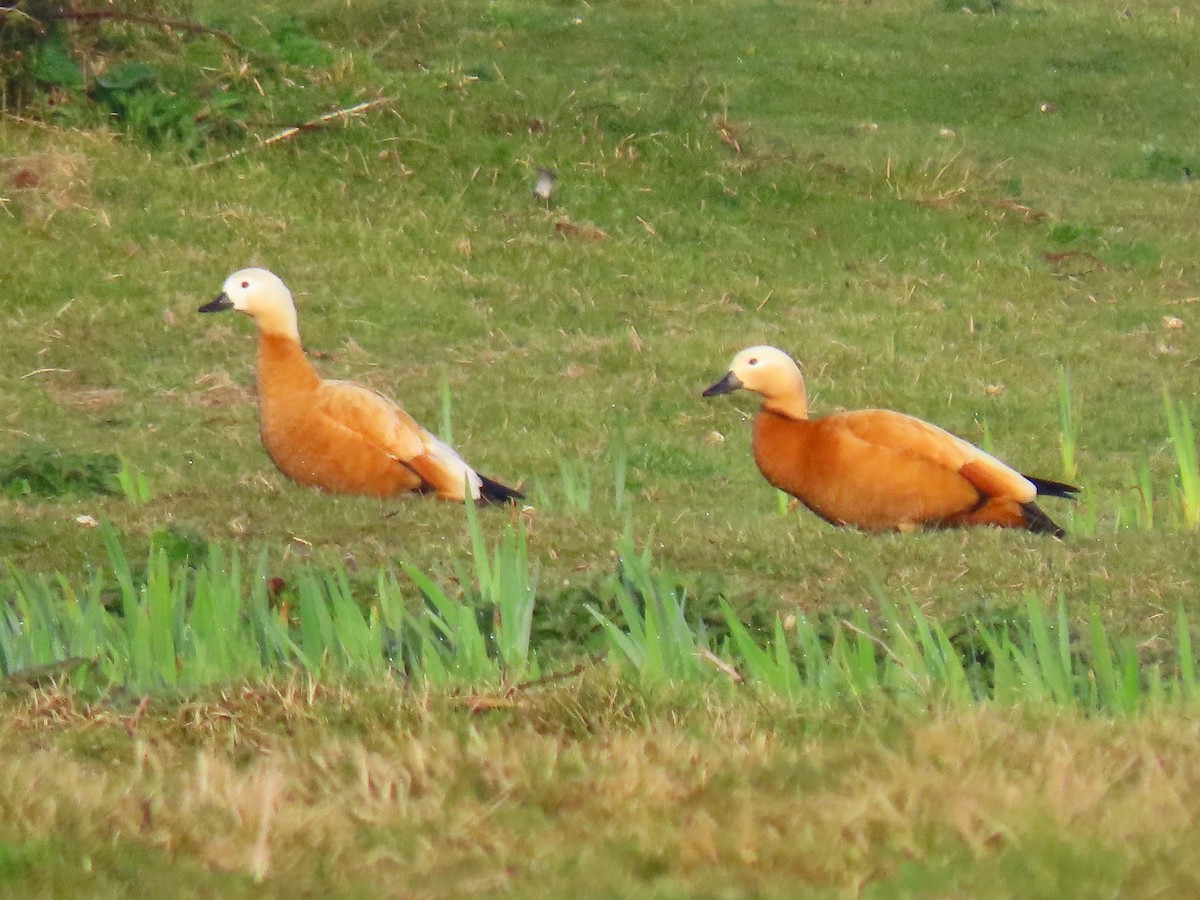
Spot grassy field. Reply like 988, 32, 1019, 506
3, 0, 1200, 893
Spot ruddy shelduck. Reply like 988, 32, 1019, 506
703, 346, 1078, 536
199, 268, 522, 504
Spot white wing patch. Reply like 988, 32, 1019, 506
418, 430, 484, 499
321, 379, 484, 500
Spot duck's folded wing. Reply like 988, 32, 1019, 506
835, 409, 1036, 502
316, 380, 482, 499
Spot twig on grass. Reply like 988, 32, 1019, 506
52, 9, 241, 46
20, 367, 72, 379
0, 657, 95, 690
0, 7, 246, 51
840, 619, 924, 690
512, 661, 593, 694
192, 97, 394, 170
121, 695, 153, 735
698, 648, 743, 683
456, 658, 599, 713
0, 113, 96, 134
459, 694, 519, 713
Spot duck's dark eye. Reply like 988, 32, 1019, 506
241, 281, 250, 289
748, 358, 758, 366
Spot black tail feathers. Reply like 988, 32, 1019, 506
478, 474, 524, 505
1020, 474, 1077, 538
1023, 475, 1081, 500
1020, 502, 1066, 539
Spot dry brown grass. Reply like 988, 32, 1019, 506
0, 676, 1198, 895
1, 146, 95, 225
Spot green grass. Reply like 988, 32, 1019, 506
17, 513, 1197, 717
5, 0, 1200, 893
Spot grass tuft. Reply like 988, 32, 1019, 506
1057, 366, 1079, 483
1163, 391, 1200, 529
5, 524, 1195, 714
0, 445, 120, 500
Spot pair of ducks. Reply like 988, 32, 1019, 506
201, 268, 1077, 536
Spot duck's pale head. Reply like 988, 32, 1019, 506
703, 345, 808, 418
200, 267, 299, 339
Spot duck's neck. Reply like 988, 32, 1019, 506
253, 302, 301, 343
255, 333, 321, 402
761, 386, 809, 421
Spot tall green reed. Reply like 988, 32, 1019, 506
1163, 391, 1200, 528
0, 514, 540, 692
1057, 366, 1079, 482
116, 454, 152, 503
2, 527, 1198, 714
439, 373, 454, 447
585, 535, 706, 682
531, 420, 634, 513
589, 548, 1200, 714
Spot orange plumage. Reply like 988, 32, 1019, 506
703, 346, 1077, 536
199, 268, 522, 504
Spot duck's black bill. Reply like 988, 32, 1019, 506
198, 292, 233, 314
702, 371, 742, 397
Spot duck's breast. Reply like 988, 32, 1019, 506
255, 339, 422, 497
